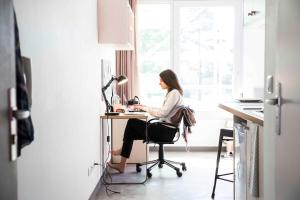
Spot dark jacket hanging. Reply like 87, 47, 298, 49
170, 106, 196, 143
14, 11, 34, 156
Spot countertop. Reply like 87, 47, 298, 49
219, 101, 264, 126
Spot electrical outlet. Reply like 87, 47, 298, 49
88, 162, 99, 176
88, 165, 94, 176
88, 166, 91, 176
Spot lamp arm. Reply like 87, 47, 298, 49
102, 76, 116, 91
101, 76, 116, 113
102, 88, 113, 113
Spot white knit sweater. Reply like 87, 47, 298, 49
142, 89, 184, 123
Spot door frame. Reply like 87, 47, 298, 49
0, 0, 18, 199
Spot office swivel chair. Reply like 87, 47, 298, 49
136, 118, 186, 178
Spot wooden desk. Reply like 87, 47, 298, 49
100, 113, 149, 165
100, 113, 149, 120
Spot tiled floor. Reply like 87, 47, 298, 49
96, 151, 233, 200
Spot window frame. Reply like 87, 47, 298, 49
138, 0, 243, 97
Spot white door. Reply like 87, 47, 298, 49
264, 0, 300, 199
0, 0, 18, 199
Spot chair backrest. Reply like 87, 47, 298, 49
147, 105, 196, 144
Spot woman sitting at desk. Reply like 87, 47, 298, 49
109, 69, 184, 173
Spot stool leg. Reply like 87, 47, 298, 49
211, 132, 224, 199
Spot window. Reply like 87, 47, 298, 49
174, 3, 235, 108
137, 3, 171, 106
138, 0, 242, 146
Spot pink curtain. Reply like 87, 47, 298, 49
116, 0, 139, 104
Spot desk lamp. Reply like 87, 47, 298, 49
102, 75, 128, 115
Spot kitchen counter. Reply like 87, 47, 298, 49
219, 101, 264, 126
219, 101, 264, 200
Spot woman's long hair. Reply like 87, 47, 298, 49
159, 69, 183, 95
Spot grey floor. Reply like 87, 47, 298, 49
96, 151, 233, 200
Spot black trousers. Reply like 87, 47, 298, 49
121, 118, 177, 158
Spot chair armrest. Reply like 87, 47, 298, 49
148, 118, 160, 123
158, 122, 178, 129
148, 118, 177, 128
147, 121, 178, 130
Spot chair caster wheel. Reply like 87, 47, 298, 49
147, 169, 152, 178
182, 163, 187, 171
176, 171, 182, 177
158, 163, 163, 168
211, 193, 215, 199
136, 164, 142, 173
147, 172, 152, 178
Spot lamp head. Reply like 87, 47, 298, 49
116, 75, 128, 85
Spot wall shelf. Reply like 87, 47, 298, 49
98, 0, 134, 50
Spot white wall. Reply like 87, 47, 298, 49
242, 26, 265, 98
14, 0, 114, 199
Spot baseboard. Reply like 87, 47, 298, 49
149, 146, 226, 152
88, 179, 102, 200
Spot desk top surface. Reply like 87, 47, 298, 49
219, 102, 263, 126
100, 113, 149, 119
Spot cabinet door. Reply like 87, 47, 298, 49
246, 122, 259, 200
234, 123, 248, 200
98, 0, 134, 49
246, 121, 264, 200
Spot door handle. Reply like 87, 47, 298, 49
13, 110, 30, 120
265, 98, 279, 105
7, 88, 30, 161
265, 82, 282, 135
